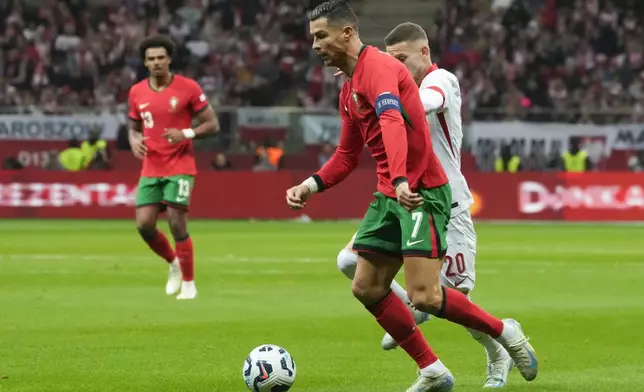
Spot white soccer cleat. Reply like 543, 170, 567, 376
165, 259, 182, 295
382, 308, 430, 350
406, 369, 455, 392
176, 280, 197, 300
497, 319, 538, 381
482, 353, 514, 388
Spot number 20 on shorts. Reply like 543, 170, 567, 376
445, 253, 466, 277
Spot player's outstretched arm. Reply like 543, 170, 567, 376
309, 108, 363, 191
286, 108, 363, 209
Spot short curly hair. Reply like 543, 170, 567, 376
138, 35, 176, 60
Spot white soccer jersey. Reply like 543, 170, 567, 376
419, 65, 474, 216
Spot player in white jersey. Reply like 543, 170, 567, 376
334, 23, 517, 389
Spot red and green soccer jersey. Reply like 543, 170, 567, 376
314, 46, 448, 198
128, 74, 209, 177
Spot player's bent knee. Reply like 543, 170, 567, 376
137, 226, 156, 241
337, 249, 358, 279
351, 278, 388, 305
135, 214, 157, 229
167, 214, 188, 240
168, 224, 186, 239
408, 285, 444, 314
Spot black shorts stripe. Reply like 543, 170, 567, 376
429, 210, 443, 258
352, 244, 401, 259
193, 104, 210, 115
402, 249, 447, 259
135, 203, 161, 209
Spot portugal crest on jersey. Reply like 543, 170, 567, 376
169, 97, 179, 111
351, 89, 367, 113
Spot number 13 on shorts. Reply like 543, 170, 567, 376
178, 178, 191, 199
165, 175, 194, 207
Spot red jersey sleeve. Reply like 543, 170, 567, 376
188, 80, 209, 114
128, 87, 141, 121
313, 101, 364, 191
362, 63, 408, 187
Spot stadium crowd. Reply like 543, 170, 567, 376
438, 0, 644, 124
1, 0, 641, 121
1, 0, 642, 173
0, 0, 345, 114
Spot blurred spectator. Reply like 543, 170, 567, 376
212, 152, 232, 170
438, 0, 644, 123
495, 143, 523, 172
562, 137, 592, 172
0, 0, 341, 113
545, 146, 564, 171
253, 154, 277, 172
43, 150, 63, 170
627, 150, 644, 172
0, 0, 638, 120
2, 156, 23, 170
81, 127, 110, 170
58, 138, 86, 171
474, 139, 496, 172
526, 140, 548, 171
254, 139, 284, 171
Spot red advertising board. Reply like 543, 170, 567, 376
1, 170, 644, 221
467, 172, 644, 221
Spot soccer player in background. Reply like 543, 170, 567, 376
128, 35, 219, 300
285, 2, 537, 391
335, 22, 515, 388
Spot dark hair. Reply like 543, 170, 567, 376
384, 22, 428, 46
138, 35, 176, 60
309, 0, 358, 30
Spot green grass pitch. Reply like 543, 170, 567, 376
1, 220, 643, 391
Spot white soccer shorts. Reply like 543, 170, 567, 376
440, 209, 477, 292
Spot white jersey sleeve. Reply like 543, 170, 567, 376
419, 68, 474, 216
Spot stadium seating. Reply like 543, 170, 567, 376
1, 0, 641, 172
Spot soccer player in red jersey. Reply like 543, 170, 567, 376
128, 36, 219, 300
285, 2, 537, 391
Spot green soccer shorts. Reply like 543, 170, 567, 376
135, 175, 194, 210
352, 184, 452, 259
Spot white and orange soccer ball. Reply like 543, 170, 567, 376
242, 344, 297, 392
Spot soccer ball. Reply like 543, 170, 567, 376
242, 344, 297, 392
